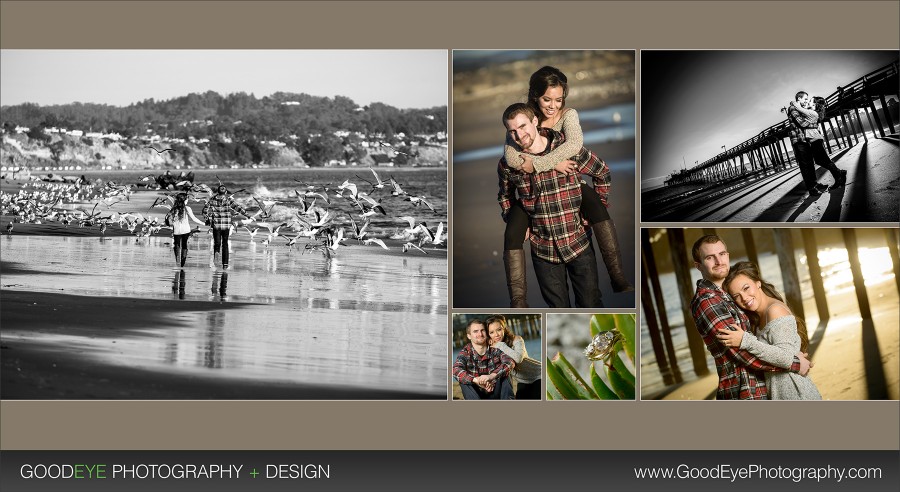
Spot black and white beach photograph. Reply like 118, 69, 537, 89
641, 50, 899, 223
0, 50, 448, 399
640, 227, 899, 400
453, 50, 636, 309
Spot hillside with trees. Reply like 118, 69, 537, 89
1, 91, 447, 170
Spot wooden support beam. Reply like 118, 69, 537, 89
842, 228, 872, 319
801, 229, 829, 323
878, 94, 896, 134
667, 228, 709, 377
886, 228, 900, 297
641, 236, 676, 386
773, 229, 806, 322
741, 229, 759, 267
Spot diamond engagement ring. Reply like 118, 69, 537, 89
584, 331, 623, 362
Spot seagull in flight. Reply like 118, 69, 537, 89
406, 195, 437, 214
402, 242, 428, 254
363, 238, 389, 250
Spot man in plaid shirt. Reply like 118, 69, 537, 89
787, 91, 829, 196
690, 234, 812, 399
202, 184, 252, 269
453, 319, 514, 400
787, 91, 846, 193
498, 103, 605, 308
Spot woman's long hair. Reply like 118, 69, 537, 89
171, 193, 188, 221
485, 314, 516, 347
527, 66, 568, 124
723, 261, 809, 352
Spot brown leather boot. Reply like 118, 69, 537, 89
503, 249, 529, 308
174, 245, 181, 267
592, 220, 634, 292
180, 248, 188, 267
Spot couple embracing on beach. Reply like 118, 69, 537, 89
690, 234, 822, 400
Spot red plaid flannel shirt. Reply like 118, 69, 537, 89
202, 194, 249, 230
452, 344, 514, 384
498, 128, 611, 264
691, 279, 801, 400
787, 102, 824, 144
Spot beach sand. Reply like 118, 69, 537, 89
1, 187, 448, 400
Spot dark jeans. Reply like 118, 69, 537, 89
793, 141, 818, 191
516, 379, 542, 400
531, 244, 603, 308
504, 183, 608, 251
173, 233, 189, 252
809, 139, 842, 179
212, 228, 230, 265
459, 377, 514, 400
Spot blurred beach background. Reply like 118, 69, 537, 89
452, 50, 636, 308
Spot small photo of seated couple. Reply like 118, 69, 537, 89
640, 227, 900, 400
452, 50, 636, 309
451, 314, 542, 400
546, 313, 635, 400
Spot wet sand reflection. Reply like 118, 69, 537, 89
1, 235, 447, 398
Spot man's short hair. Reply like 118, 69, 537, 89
691, 234, 727, 263
466, 318, 486, 335
795, 91, 808, 101
502, 103, 536, 127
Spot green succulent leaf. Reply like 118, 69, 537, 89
607, 355, 635, 400
614, 313, 637, 363
546, 356, 581, 400
611, 346, 636, 387
549, 353, 599, 400
590, 363, 620, 400
591, 314, 616, 337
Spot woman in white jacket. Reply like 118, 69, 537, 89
487, 315, 542, 400
167, 193, 206, 268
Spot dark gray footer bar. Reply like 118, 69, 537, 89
1, 450, 898, 492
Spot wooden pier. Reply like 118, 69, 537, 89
647, 62, 899, 222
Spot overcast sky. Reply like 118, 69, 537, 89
0, 50, 447, 109
641, 50, 898, 185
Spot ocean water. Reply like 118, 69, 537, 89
77, 167, 448, 238
453, 103, 635, 164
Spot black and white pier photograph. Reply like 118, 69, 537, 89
641, 50, 899, 223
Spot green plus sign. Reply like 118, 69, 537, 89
250, 468, 259, 478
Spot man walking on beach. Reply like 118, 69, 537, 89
690, 234, 811, 400
787, 91, 846, 195
498, 103, 605, 308
202, 184, 253, 270
453, 319, 515, 400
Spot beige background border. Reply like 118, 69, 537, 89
1, 1, 898, 451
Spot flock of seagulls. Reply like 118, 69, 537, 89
2, 169, 447, 260
1, 178, 168, 237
